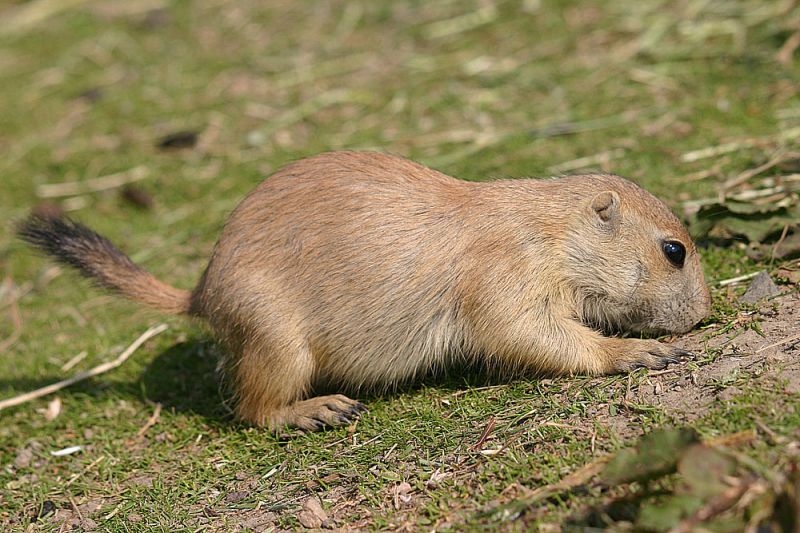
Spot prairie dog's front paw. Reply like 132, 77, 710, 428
607, 339, 693, 373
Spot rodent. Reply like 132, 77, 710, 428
18, 151, 712, 431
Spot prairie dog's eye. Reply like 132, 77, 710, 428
662, 241, 686, 268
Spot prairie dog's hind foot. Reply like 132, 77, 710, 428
263, 394, 368, 432
605, 338, 693, 373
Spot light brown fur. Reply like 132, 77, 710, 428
20, 151, 711, 431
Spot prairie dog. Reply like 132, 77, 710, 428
19, 151, 711, 431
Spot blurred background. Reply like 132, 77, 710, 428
2, 1, 798, 264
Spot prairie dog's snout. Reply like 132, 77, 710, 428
18, 151, 711, 432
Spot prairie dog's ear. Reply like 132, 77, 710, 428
591, 191, 620, 223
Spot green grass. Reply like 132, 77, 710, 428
1, 0, 799, 529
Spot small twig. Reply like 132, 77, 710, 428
103, 503, 122, 521
756, 332, 800, 354
541, 421, 595, 433
60, 350, 88, 372
450, 384, 507, 398
0, 324, 168, 411
65, 455, 105, 487
771, 224, 791, 262
523, 455, 611, 503
547, 149, 626, 174
423, 4, 498, 39
680, 127, 800, 163
722, 150, 788, 190
647, 365, 684, 377
681, 140, 755, 163
36, 165, 149, 198
669, 477, 752, 533
683, 182, 800, 210
753, 418, 784, 446
349, 434, 381, 449
718, 271, 761, 287
471, 416, 496, 451
68, 494, 84, 522
134, 403, 162, 440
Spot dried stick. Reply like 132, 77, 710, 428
718, 271, 761, 287
669, 478, 752, 533
0, 324, 168, 411
756, 332, 800, 354
722, 150, 789, 190
126, 402, 163, 445
471, 416, 496, 451
36, 165, 149, 198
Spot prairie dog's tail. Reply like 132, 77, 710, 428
18, 216, 191, 315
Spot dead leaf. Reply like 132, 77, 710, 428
296, 496, 328, 528
426, 469, 449, 489
392, 481, 413, 510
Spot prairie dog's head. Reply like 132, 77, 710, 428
561, 175, 711, 335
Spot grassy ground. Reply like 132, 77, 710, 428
1, 0, 799, 530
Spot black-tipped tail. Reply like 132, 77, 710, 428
18, 215, 191, 315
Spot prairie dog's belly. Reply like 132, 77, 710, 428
202, 172, 474, 389
278, 215, 470, 389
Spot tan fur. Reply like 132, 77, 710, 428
25, 151, 712, 431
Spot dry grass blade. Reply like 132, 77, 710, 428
470, 416, 496, 451
0, 0, 90, 34
717, 272, 761, 287
423, 5, 498, 39
131, 402, 163, 442
722, 150, 794, 190
755, 332, 800, 354
681, 127, 800, 163
547, 149, 626, 174
36, 166, 149, 198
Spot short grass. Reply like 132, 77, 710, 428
1, 0, 799, 530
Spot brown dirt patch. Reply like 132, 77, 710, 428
589, 288, 800, 441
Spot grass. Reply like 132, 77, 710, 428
1, 0, 799, 530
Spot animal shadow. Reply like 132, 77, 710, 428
141, 339, 232, 422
